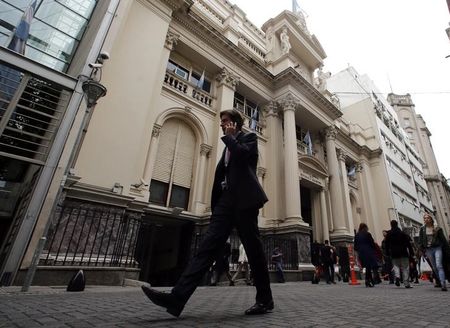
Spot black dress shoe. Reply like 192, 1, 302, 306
244, 300, 274, 315
141, 285, 184, 317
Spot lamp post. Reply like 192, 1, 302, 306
21, 77, 107, 292
66, 78, 107, 169
82, 79, 107, 107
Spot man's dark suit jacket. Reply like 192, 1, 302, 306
211, 131, 268, 211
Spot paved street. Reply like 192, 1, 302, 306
0, 280, 449, 328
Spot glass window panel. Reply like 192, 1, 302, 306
190, 71, 210, 93
0, 2, 22, 32
36, 1, 88, 39
28, 20, 78, 63
25, 47, 67, 71
3, 0, 35, 9
56, 0, 96, 19
149, 179, 169, 206
169, 184, 190, 210
167, 60, 177, 72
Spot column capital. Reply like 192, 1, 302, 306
355, 162, 363, 172
279, 93, 297, 112
164, 31, 180, 51
324, 126, 337, 141
262, 101, 279, 118
337, 149, 347, 162
200, 144, 212, 157
216, 67, 240, 90
152, 124, 162, 138
257, 167, 267, 178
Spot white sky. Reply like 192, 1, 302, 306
230, 0, 450, 178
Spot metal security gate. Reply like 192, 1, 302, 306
0, 57, 74, 285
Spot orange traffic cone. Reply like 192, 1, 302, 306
347, 245, 360, 285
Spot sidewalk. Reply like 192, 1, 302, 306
1, 281, 449, 327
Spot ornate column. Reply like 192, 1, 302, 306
325, 126, 346, 233
280, 93, 302, 222
262, 101, 282, 220
213, 67, 240, 162
204, 68, 240, 206
359, 160, 382, 236
320, 188, 330, 241
142, 124, 162, 187
194, 144, 212, 213
257, 167, 267, 219
337, 150, 353, 234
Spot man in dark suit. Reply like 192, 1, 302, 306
142, 109, 273, 317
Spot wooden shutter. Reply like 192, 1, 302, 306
172, 122, 195, 188
152, 120, 177, 183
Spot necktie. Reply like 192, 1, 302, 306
225, 148, 230, 167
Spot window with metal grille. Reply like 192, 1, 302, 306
0, 62, 71, 165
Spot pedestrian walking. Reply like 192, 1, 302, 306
232, 242, 251, 285
141, 109, 273, 316
320, 240, 335, 284
418, 213, 448, 291
385, 220, 414, 289
354, 223, 378, 287
271, 247, 285, 283
381, 230, 394, 283
210, 241, 234, 286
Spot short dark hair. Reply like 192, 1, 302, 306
358, 223, 368, 232
220, 109, 244, 130
324, 240, 329, 244
390, 220, 398, 228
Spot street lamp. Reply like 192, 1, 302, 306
81, 79, 107, 107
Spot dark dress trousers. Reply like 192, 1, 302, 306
171, 131, 272, 304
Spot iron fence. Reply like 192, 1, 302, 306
189, 228, 299, 271
41, 199, 141, 267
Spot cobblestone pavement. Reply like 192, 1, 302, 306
0, 280, 449, 327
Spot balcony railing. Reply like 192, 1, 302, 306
163, 71, 213, 107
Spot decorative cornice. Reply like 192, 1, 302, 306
274, 67, 342, 120
172, 7, 274, 86
165, 31, 180, 50
216, 67, 239, 90
160, 0, 192, 12
152, 124, 162, 138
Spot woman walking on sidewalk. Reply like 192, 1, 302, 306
354, 223, 379, 287
418, 213, 449, 291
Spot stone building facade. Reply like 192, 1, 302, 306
0, 0, 438, 286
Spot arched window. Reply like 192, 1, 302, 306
149, 119, 196, 210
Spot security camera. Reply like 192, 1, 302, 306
88, 62, 103, 69
99, 51, 110, 60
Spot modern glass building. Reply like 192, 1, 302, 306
0, 0, 114, 286
0, 0, 97, 71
